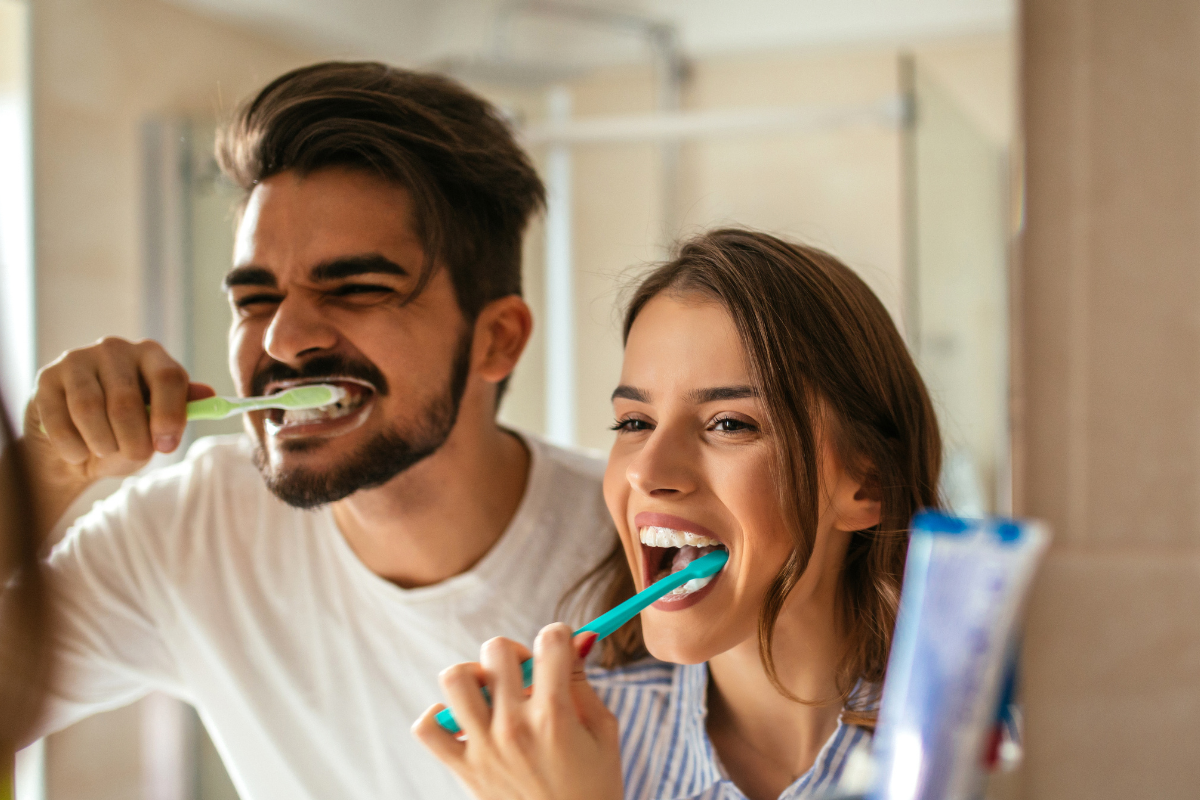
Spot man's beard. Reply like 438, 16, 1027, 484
251, 334, 473, 509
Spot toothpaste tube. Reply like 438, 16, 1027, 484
868, 511, 1049, 800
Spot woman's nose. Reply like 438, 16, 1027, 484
263, 295, 339, 363
626, 427, 698, 498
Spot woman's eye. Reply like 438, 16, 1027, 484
611, 417, 652, 433
712, 416, 756, 433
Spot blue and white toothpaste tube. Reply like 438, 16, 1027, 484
868, 511, 1049, 800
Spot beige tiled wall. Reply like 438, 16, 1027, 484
1016, 0, 1200, 796
494, 36, 1014, 453
31, 0, 318, 367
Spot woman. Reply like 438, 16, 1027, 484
414, 228, 941, 800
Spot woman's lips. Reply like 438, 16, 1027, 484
633, 511, 728, 612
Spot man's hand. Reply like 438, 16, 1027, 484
22, 337, 214, 536
413, 624, 622, 800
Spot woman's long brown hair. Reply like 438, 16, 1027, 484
0, 402, 50, 752
580, 228, 941, 727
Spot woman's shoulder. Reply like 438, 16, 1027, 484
586, 657, 678, 691
585, 658, 682, 727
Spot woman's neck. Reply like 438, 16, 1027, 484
705, 585, 847, 800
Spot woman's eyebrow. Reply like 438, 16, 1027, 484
688, 385, 757, 403
611, 385, 649, 402
611, 385, 757, 403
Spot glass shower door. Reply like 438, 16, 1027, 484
905, 59, 1011, 516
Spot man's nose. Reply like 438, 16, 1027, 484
626, 425, 699, 499
262, 294, 339, 363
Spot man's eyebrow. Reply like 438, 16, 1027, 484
222, 266, 277, 290
688, 385, 758, 404
310, 254, 409, 282
611, 385, 650, 403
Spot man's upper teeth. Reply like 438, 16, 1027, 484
639, 526, 720, 548
279, 392, 361, 424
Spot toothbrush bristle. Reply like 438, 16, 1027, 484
283, 384, 343, 409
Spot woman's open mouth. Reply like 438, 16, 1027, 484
261, 378, 377, 439
637, 521, 729, 610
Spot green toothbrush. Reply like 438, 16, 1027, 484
38, 383, 348, 432
182, 384, 348, 420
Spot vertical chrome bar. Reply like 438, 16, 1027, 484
544, 85, 575, 446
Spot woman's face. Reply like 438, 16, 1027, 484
604, 292, 865, 664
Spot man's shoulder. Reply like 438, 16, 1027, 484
124, 433, 262, 498
68, 433, 269, 538
520, 433, 611, 540
180, 432, 259, 470
525, 433, 606, 483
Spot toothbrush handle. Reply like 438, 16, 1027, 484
184, 396, 241, 421
434, 553, 727, 734
39, 395, 240, 433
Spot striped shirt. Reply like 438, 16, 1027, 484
589, 660, 872, 800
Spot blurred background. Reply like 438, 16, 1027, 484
3, 0, 1017, 798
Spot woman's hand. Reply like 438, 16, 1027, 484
413, 623, 622, 800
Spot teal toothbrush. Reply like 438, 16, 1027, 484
435, 548, 729, 734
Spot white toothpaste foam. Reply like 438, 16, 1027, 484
662, 573, 715, 599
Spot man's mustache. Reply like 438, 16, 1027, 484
249, 355, 390, 398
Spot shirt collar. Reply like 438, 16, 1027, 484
654, 662, 870, 800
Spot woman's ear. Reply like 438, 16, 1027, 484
835, 470, 883, 533
472, 295, 533, 384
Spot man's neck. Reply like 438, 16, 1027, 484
328, 419, 531, 589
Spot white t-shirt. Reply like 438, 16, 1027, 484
39, 432, 616, 800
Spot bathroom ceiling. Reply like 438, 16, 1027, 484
164, 0, 1012, 69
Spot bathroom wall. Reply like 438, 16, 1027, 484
1016, 0, 1200, 796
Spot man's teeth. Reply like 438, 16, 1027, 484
639, 526, 721, 548
279, 394, 364, 425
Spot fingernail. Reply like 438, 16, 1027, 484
154, 434, 178, 452
577, 632, 599, 659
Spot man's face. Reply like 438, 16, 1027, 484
224, 167, 472, 507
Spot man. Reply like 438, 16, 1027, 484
21, 62, 616, 800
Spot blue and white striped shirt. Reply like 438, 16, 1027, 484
589, 660, 872, 800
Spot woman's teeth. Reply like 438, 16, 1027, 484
640, 526, 726, 599
639, 526, 721, 548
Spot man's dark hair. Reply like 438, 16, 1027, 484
216, 61, 546, 322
